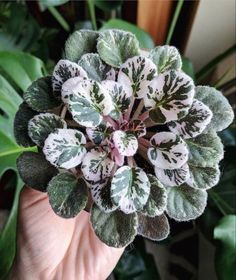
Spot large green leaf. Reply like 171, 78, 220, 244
214, 215, 236, 280
100, 19, 154, 49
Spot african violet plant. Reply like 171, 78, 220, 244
14, 29, 234, 248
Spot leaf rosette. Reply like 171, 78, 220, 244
14, 29, 234, 248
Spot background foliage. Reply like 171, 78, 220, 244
0, 1, 235, 279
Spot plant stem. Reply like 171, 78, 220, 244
103, 116, 118, 129
48, 6, 70, 32
165, 0, 184, 45
139, 137, 150, 148
124, 96, 135, 121
87, 0, 97, 30
60, 105, 67, 119
127, 156, 134, 167
138, 111, 149, 121
132, 100, 144, 121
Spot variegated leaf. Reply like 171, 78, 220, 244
138, 213, 170, 241
81, 148, 115, 182
47, 172, 88, 218
91, 204, 138, 248
105, 68, 117, 80
43, 128, 86, 169
86, 122, 112, 144
187, 165, 221, 190
97, 29, 140, 67
24, 76, 60, 112
186, 131, 224, 167
64, 30, 98, 62
113, 130, 138, 156
154, 163, 190, 187
166, 184, 207, 221
28, 113, 67, 147
127, 119, 146, 138
149, 46, 182, 73
61, 76, 85, 104
17, 152, 58, 192
141, 174, 167, 217
90, 179, 118, 213
102, 80, 131, 120
148, 132, 189, 169
118, 56, 157, 98
144, 70, 194, 123
195, 86, 234, 132
168, 99, 213, 139
67, 79, 114, 127
111, 166, 150, 214
52, 59, 87, 95
78, 53, 110, 82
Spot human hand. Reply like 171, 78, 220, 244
10, 187, 124, 280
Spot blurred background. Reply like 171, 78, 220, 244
0, 0, 235, 279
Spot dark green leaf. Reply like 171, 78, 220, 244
182, 56, 195, 80
17, 151, 58, 192
47, 172, 88, 218
94, 0, 123, 11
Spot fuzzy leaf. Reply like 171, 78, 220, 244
90, 179, 118, 213
67, 79, 114, 127
97, 29, 140, 67
166, 184, 207, 221
23, 76, 60, 112
90, 204, 138, 247
43, 128, 86, 169
61, 76, 85, 104
154, 163, 190, 187
52, 59, 87, 96
113, 131, 138, 156
149, 45, 182, 73
186, 131, 224, 167
117, 55, 157, 99
138, 213, 170, 241
148, 132, 189, 169
14, 102, 37, 147
64, 30, 99, 62
81, 148, 114, 182
168, 99, 212, 139
17, 151, 58, 192
145, 70, 194, 123
141, 174, 167, 217
28, 113, 67, 147
111, 166, 150, 214
47, 172, 88, 218
78, 53, 110, 82
195, 86, 234, 132
86, 122, 111, 144
102, 80, 131, 119
187, 165, 220, 190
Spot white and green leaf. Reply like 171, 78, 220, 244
149, 45, 182, 73
67, 79, 114, 127
118, 56, 157, 98
97, 29, 140, 67
43, 128, 86, 169
168, 99, 213, 139
187, 164, 220, 190
64, 30, 99, 62
24, 76, 61, 112
28, 113, 67, 147
91, 204, 138, 247
86, 122, 112, 144
61, 76, 85, 104
144, 70, 194, 123
186, 131, 224, 167
78, 53, 110, 82
105, 67, 117, 80
154, 163, 190, 187
141, 174, 167, 217
47, 172, 88, 218
52, 59, 87, 95
138, 213, 170, 241
102, 80, 131, 119
81, 148, 115, 182
148, 132, 189, 169
166, 184, 207, 221
113, 130, 138, 156
111, 166, 150, 214
195, 86, 234, 132
90, 179, 119, 213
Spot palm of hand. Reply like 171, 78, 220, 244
13, 187, 124, 280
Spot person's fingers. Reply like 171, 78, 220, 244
16, 187, 75, 277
